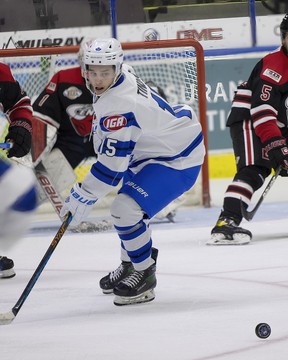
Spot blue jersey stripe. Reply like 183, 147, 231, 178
130, 131, 203, 169
111, 74, 125, 88
175, 109, 192, 119
91, 161, 123, 186
101, 138, 136, 157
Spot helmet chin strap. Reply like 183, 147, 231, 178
86, 67, 122, 98
84, 76, 95, 96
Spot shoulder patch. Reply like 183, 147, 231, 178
46, 81, 57, 92
262, 68, 282, 83
103, 115, 127, 131
63, 86, 82, 100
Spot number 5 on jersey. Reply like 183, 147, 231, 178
99, 138, 117, 156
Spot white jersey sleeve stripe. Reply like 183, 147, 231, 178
90, 161, 124, 186
130, 131, 203, 169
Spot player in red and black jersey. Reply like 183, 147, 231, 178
32, 52, 95, 168
31, 52, 165, 171
209, 13, 288, 245
1, 62, 33, 158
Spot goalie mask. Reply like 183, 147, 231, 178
83, 38, 124, 95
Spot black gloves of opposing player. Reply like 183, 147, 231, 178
263, 137, 288, 176
5, 119, 32, 158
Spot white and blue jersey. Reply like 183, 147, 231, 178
0, 158, 37, 248
83, 65, 205, 216
0, 159, 36, 212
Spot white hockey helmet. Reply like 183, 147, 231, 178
84, 38, 124, 80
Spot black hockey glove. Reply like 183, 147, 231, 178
5, 119, 32, 158
263, 137, 288, 176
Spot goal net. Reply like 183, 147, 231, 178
0, 39, 210, 217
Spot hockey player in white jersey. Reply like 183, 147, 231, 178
0, 61, 37, 278
61, 38, 205, 306
0, 158, 37, 278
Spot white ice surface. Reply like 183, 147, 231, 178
1, 177, 288, 360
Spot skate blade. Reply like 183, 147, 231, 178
207, 233, 251, 246
0, 268, 16, 279
102, 289, 114, 295
114, 289, 155, 306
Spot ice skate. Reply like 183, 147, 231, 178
100, 247, 158, 295
0, 256, 15, 279
113, 264, 157, 306
99, 261, 134, 294
113, 247, 158, 306
207, 216, 252, 245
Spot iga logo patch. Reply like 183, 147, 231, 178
103, 115, 127, 131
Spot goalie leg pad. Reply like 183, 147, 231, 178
36, 148, 77, 205
42, 148, 76, 193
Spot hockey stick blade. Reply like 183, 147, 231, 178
0, 212, 72, 325
0, 310, 16, 325
240, 167, 281, 221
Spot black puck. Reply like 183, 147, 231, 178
255, 323, 271, 338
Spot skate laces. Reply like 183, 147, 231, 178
121, 270, 144, 288
109, 263, 128, 282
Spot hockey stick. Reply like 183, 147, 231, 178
0, 212, 72, 325
0, 141, 65, 216
1, 142, 113, 232
240, 166, 281, 221
1, 142, 64, 216
35, 160, 113, 232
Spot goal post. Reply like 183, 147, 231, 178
122, 39, 209, 207
0, 39, 210, 208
